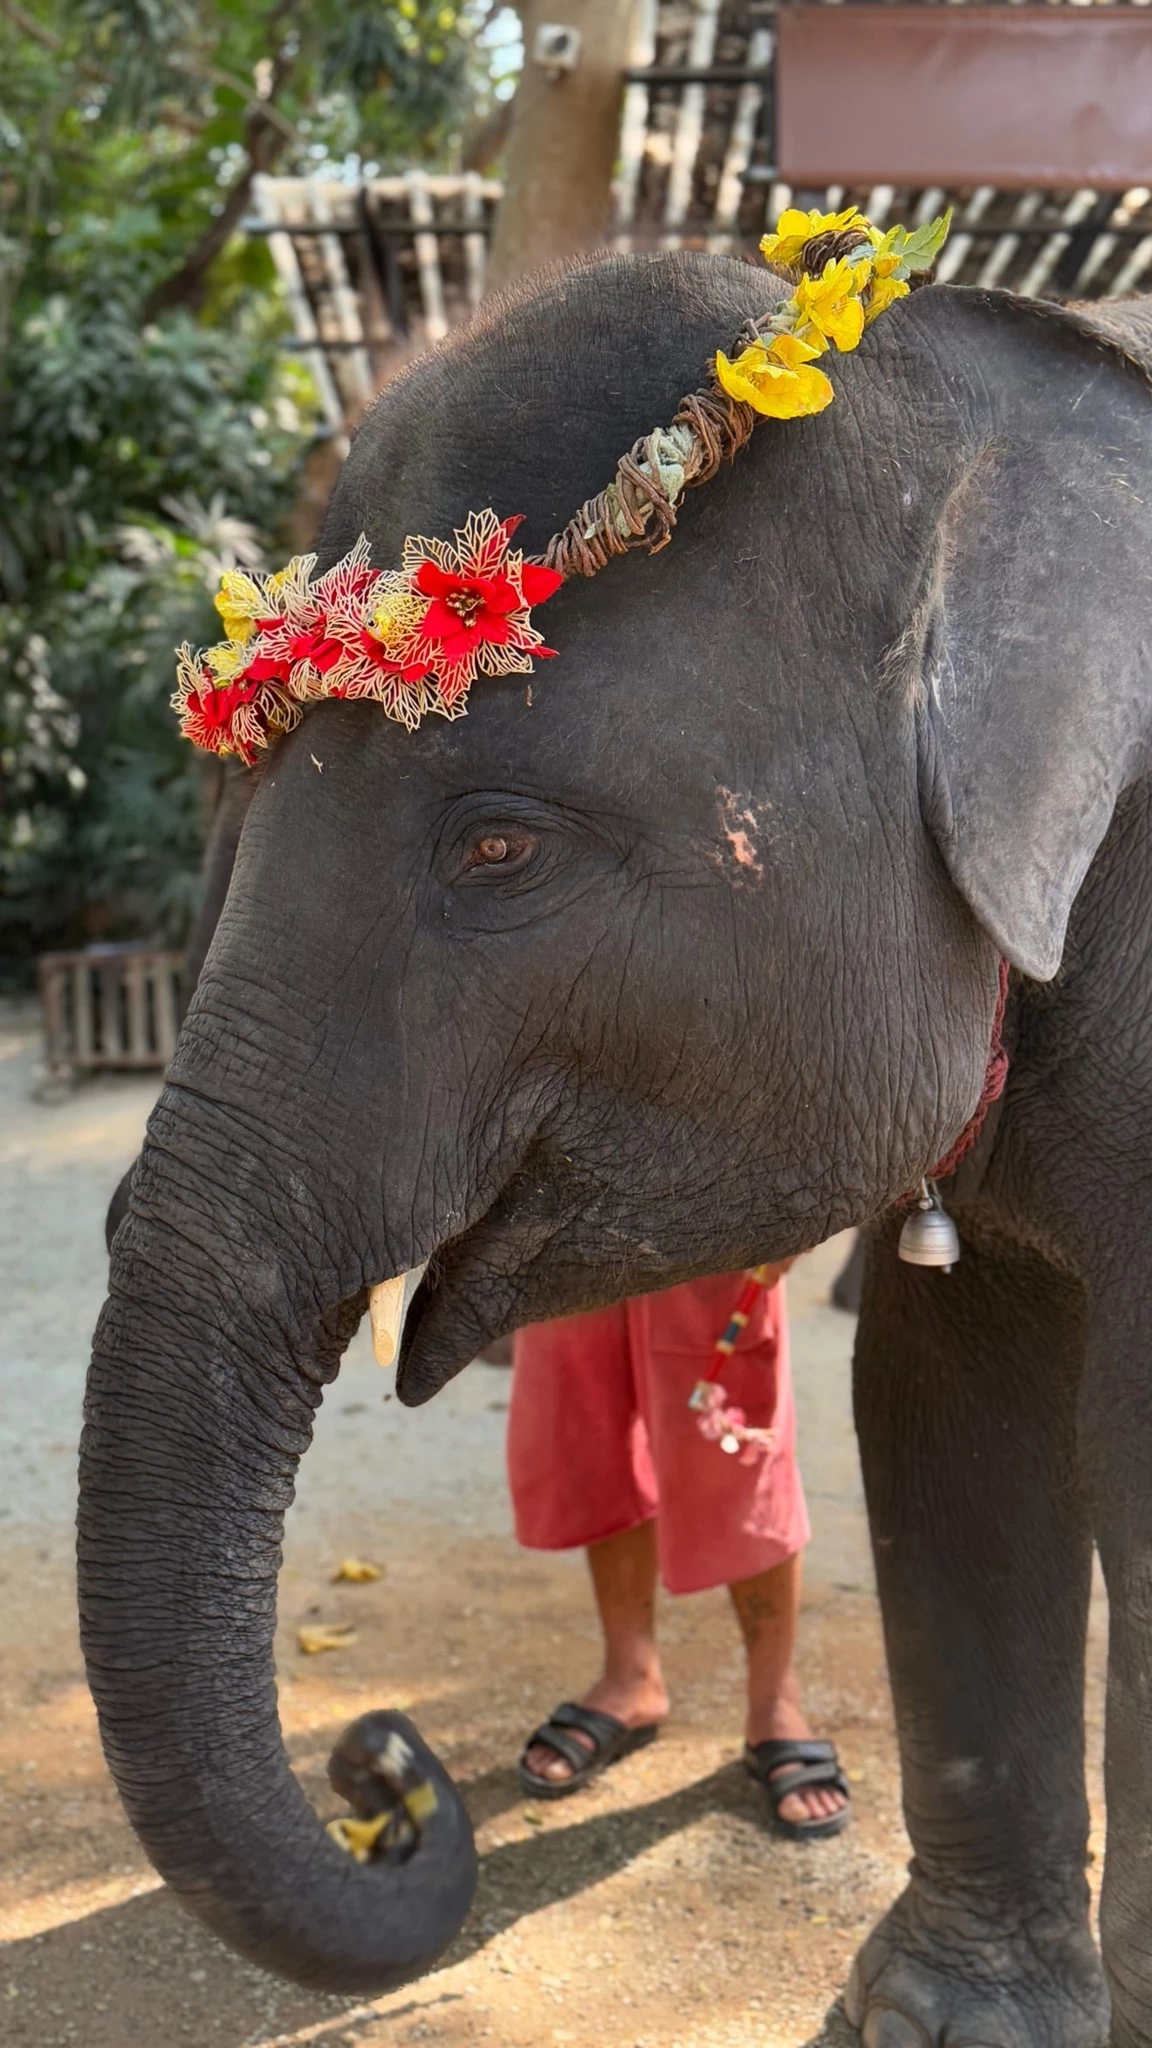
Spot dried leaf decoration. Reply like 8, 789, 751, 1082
297, 1622, 358, 1655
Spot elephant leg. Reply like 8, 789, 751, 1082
845, 1226, 1108, 2048
831, 1231, 865, 1314
1081, 1295, 1152, 2048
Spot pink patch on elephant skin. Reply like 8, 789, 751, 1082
716, 787, 765, 881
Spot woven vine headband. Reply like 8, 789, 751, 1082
173, 205, 951, 764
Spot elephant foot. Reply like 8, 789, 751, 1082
843, 1883, 1108, 2048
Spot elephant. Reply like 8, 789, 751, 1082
81, 246, 1152, 2046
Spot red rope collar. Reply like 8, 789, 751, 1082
926, 957, 1010, 1182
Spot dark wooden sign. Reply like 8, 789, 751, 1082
776, 6, 1152, 191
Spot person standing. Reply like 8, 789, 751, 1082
507, 1267, 850, 1837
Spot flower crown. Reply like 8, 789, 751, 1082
174, 205, 950, 762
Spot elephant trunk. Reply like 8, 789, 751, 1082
78, 1126, 476, 1993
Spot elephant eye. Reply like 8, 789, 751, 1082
462, 829, 536, 876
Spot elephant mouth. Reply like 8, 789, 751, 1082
394, 1277, 460, 1403
394, 1254, 515, 1406
389, 1150, 825, 1406
391, 1205, 816, 1407
393, 1177, 569, 1406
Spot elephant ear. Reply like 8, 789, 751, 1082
914, 289, 1152, 982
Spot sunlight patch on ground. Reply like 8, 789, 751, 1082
0, 1869, 161, 1942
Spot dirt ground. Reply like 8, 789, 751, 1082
0, 997, 1108, 2048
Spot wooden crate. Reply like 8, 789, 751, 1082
37, 946, 183, 1084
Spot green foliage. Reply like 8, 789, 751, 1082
0, 0, 493, 327
0, 309, 312, 968
0, 297, 306, 599
0, 0, 514, 980
0, 544, 214, 963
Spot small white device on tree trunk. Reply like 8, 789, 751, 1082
533, 23, 583, 77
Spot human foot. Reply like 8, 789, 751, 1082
522, 1671, 669, 1785
745, 1693, 850, 1829
730, 1560, 846, 1830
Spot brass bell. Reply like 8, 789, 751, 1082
898, 1179, 960, 1272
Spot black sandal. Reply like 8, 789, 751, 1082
743, 1737, 852, 1841
518, 1701, 660, 1800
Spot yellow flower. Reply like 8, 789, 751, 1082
765, 331, 826, 369
864, 273, 910, 326
216, 609, 254, 644
867, 225, 901, 263
204, 641, 248, 681
327, 1812, 391, 1864
213, 569, 269, 644
715, 343, 834, 420
297, 1622, 358, 1655
369, 588, 425, 651
792, 258, 871, 355
761, 204, 865, 272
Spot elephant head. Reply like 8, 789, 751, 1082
79, 252, 1152, 1988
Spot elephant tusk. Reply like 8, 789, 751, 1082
368, 1276, 407, 1367
368, 1268, 428, 1368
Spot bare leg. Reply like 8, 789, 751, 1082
730, 1555, 848, 1826
523, 1519, 670, 1782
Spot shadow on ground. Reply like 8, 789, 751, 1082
2, 1759, 827, 2048
802, 2003, 857, 2048
461, 1760, 758, 1948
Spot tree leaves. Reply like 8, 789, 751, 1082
318, 1, 467, 116
0, 299, 315, 971
872, 208, 954, 279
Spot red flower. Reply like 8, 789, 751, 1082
182, 676, 262, 762
413, 559, 563, 664
244, 625, 344, 685
288, 626, 345, 672
244, 648, 291, 684
177, 516, 568, 757
519, 563, 565, 606
413, 561, 514, 661
189, 677, 259, 730
355, 629, 433, 687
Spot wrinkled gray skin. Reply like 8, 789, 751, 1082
84, 253, 1152, 2045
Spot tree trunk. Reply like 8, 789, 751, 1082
461, 92, 517, 174
486, 0, 636, 293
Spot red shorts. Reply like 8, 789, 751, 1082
507, 1274, 810, 1595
